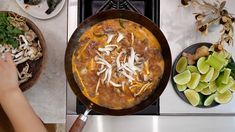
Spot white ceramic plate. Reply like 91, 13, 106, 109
16, 0, 65, 19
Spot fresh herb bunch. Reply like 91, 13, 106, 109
181, 0, 235, 48
0, 12, 23, 48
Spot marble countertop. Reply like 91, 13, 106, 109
0, 0, 67, 123
160, 0, 235, 114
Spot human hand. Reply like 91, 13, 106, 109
0, 53, 19, 103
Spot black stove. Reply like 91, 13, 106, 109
76, 0, 160, 115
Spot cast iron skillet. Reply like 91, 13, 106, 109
65, 9, 172, 132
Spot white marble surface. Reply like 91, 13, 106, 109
0, 0, 67, 123
160, 0, 235, 114
67, 115, 235, 132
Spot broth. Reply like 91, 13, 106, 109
72, 19, 164, 109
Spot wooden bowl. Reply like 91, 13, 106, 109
0, 11, 47, 91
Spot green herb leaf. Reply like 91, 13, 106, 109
0, 12, 23, 48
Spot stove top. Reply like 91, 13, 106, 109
76, 0, 160, 115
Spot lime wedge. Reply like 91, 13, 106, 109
176, 84, 187, 91
217, 77, 234, 93
197, 57, 210, 74
211, 69, 220, 81
176, 57, 188, 73
173, 70, 191, 85
215, 90, 233, 104
200, 67, 214, 82
187, 73, 201, 89
195, 82, 209, 92
200, 87, 212, 95
204, 94, 215, 106
221, 68, 231, 84
187, 65, 199, 73
184, 89, 200, 107
209, 81, 217, 93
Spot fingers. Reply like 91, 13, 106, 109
0, 53, 6, 62
4, 52, 14, 63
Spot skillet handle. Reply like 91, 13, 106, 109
69, 114, 87, 132
69, 109, 91, 132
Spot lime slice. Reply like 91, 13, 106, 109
215, 90, 233, 104
209, 81, 217, 93
187, 65, 199, 73
204, 94, 215, 106
197, 57, 210, 74
217, 77, 234, 93
184, 89, 200, 106
200, 67, 214, 82
176, 57, 188, 73
176, 84, 187, 91
187, 73, 201, 89
200, 87, 212, 95
211, 69, 220, 81
221, 68, 231, 84
195, 82, 209, 92
173, 70, 191, 85
230, 81, 235, 92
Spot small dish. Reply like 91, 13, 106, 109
171, 43, 220, 108
15, 0, 65, 20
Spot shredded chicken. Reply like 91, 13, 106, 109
92, 30, 154, 97
117, 32, 124, 42
134, 82, 152, 97
0, 32, 42, 84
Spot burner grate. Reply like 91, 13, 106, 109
78, 0, 159, 24
95, 0, 140, 13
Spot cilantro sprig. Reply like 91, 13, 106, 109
0, 12, 23, 48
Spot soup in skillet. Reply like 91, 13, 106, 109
72, 19, 164, 109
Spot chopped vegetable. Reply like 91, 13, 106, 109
182, 45, 209, 65
217, 77, 234, 93
212, 52, 228, 66
119, 19, 125, 28
194, 45, 209, 60
0, 12, 23, 48
206, 55, 224, 70
144, 60, 150, 75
